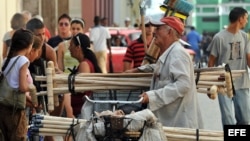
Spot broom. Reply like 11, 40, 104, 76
160, 0, 194, 20
139, 0, 148, 53
141, 0, 194, 65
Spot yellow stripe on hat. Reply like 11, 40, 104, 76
160, 5, 188, 20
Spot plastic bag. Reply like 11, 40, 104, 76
80, 100, 94, 120
75, 121, 97, 141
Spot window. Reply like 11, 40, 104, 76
202, 17, 219, 22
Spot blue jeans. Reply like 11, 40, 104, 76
218, 88, 250, 125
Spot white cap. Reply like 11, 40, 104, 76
33, 15, 44, 22
125, 17, 131, 21
144, 16, 152, 24
150, 19, 165, 25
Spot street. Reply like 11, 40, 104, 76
197, 93, 223, 131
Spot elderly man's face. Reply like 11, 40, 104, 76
154, 25, 171, 47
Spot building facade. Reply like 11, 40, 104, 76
0, 0, 145, 65
193, 0, 250, 34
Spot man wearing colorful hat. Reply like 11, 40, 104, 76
127, 16, 203, 128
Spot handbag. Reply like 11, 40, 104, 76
0, 56, 26, 109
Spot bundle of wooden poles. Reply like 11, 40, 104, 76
29, 114, 87, 137
33, 61, 245, 111
35, 62, 152, 111
163, 126, 223, 141
29, 114, 223, 141
194, 65, 245, 99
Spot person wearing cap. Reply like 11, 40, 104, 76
123, 16, 154, 71
126, 16, 203, 128
208, 7, 250, 126
124, 17, 132, 28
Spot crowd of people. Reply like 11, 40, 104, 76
1, 6, 250, 141
181, 26, 213, 66
0, 11, 109, 141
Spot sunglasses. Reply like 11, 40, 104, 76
145, 24, 152, 27
59, 22, 69, 27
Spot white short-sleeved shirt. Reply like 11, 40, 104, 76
89, 26, 111, 52
3, 55, 30, 88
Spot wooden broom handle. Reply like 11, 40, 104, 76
165, 0, 178, 17
46, 65, 54, 112
48, 61, 59, 107
141, 16, 147, 52
139, 0, 147, 53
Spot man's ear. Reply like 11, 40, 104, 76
168, 28, 173, 34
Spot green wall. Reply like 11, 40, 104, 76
196, 17, 220, 34
193, 0, 250, 35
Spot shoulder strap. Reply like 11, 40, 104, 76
41, 43, 46, 59
5, 56, 21, 76
85, 59, 95, 73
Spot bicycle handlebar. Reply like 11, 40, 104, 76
85, 95, 143, 104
